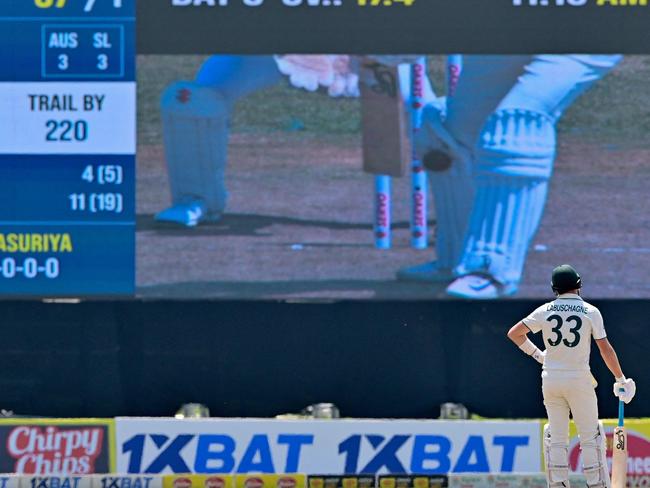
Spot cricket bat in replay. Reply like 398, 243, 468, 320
611, 395, 627, 488
360, 59, 410, 178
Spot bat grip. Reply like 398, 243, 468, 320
618, 388, 625, 427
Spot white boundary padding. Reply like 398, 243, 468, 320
11, 476, 165, 488
448, 474, 491, 488
448, 474, 587, 487
17, 476, 93, 488
0, 475, 20, 488
90, 475, 164, 488
3, 475, 592, 488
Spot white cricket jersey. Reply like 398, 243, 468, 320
522, 293, 606, 377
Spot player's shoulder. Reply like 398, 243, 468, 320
580, 299, 602, 317
531, 301, 553, 316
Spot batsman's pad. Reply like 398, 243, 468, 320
428, 163, 474, 271
580, 422, 611, 488
456, 109, 556, 287
161, 81, 229, 215
544, 423, 571, 488
415, 102, 474, 270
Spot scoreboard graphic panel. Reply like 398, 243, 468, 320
0, 0, 135, 296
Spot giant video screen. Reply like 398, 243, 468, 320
2, 1, 649, 300
136, 54, 650, 300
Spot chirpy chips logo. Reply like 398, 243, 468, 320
6, 426, 104, 474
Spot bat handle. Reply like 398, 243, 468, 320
618, 388, 625, 427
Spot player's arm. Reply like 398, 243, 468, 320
595, 338, 624, 379
507, 321, 545, 365
595, 338, 636, 403
592, 310, 636, 403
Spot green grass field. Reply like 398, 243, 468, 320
137, 55, 650, 147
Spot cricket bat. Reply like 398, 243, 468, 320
611, 395, 627, 488
360, 59, 410, 178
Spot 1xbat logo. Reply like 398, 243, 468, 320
120, 433, 530, 474
29, 478, 82, 488
122, 434, 314, 474
98, 477, 156, 488
338, 435, 529, 474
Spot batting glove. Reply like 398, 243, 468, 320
614, 377, 636, 404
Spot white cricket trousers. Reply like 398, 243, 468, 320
543, 373, 599, 444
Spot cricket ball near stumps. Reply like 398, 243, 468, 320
423, 149, 453, 172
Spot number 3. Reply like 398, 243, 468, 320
563, 315, 582, 347
58, 54, 69, 71
97, 54, 108, 71
546, 314, 582, 348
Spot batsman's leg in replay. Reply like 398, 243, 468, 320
448, 107, 557, 298
398, 55, 621, 295
448, 55, 621, 298
156, 55, 282, 226
398, 55, 533, 282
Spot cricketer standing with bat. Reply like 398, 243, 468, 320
507, 264, 636, 488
